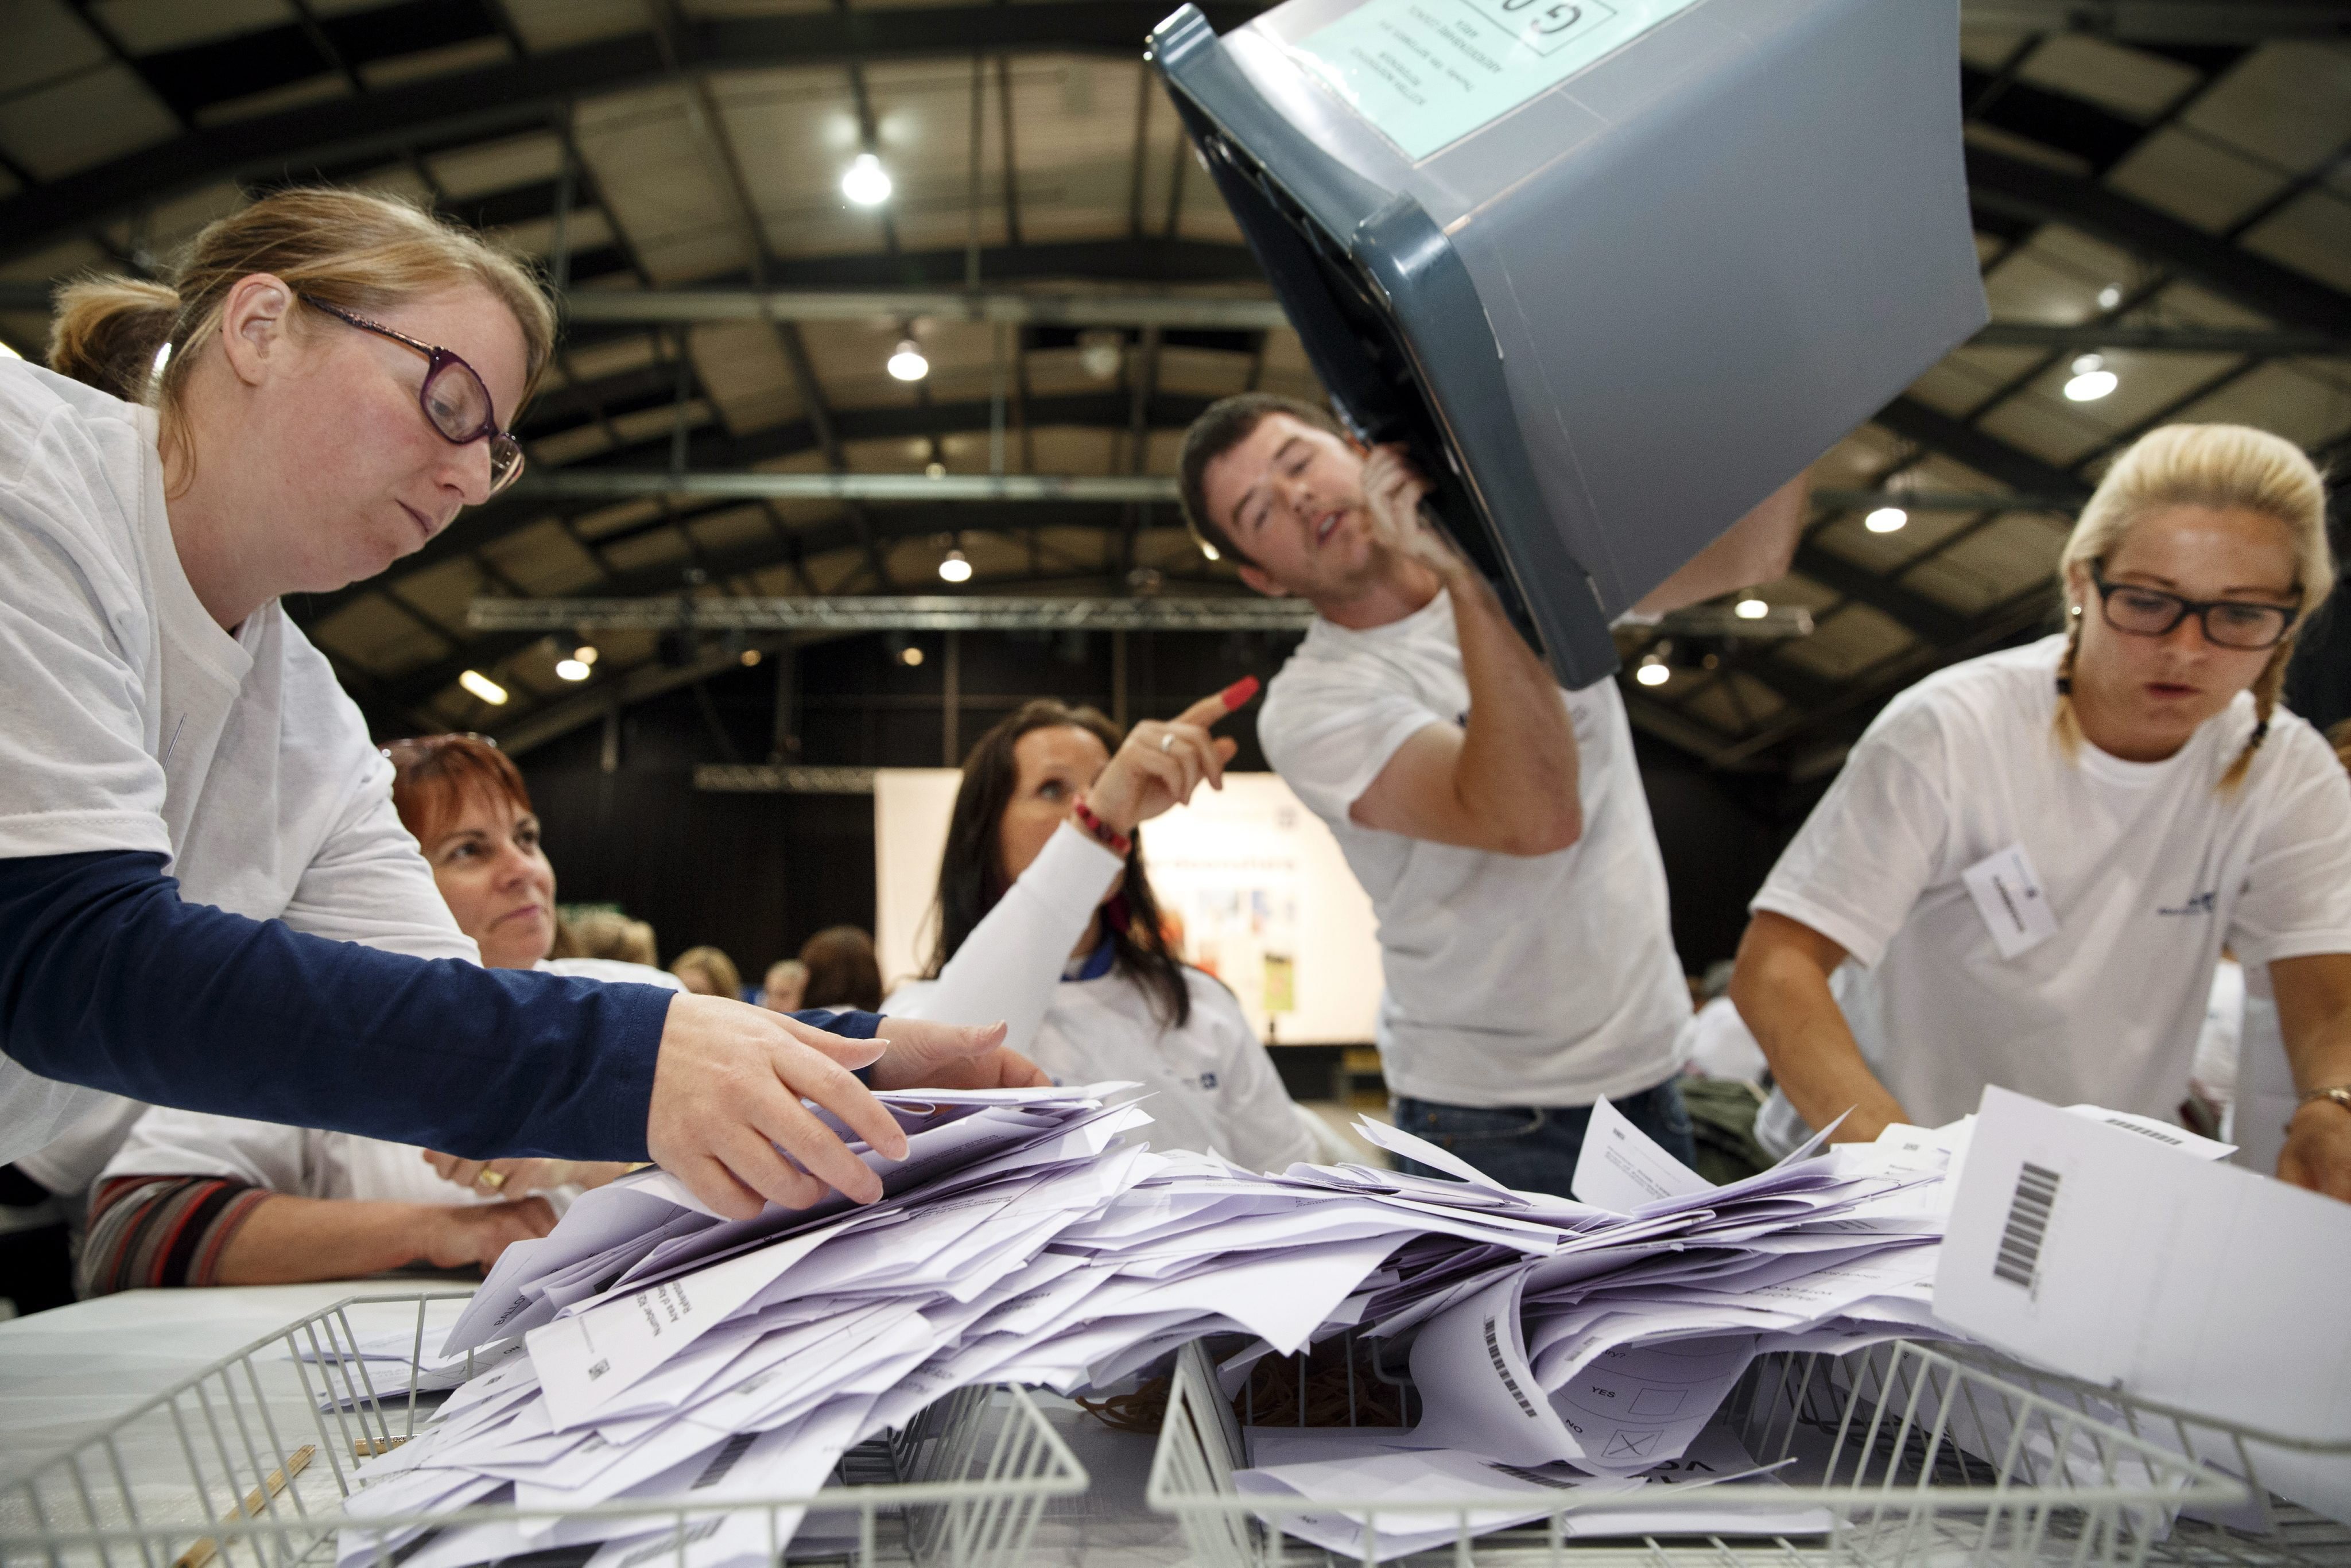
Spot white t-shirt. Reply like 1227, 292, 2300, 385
0, 363, 479, 1166
886, 822, 1318, 1174
1257, 589, 1690, 1108
92, 960, 683, 1209
1751, 634, 2351, 1152
1678, 995, 1768, 1085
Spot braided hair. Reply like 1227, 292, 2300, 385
2220, 640, 2293, 792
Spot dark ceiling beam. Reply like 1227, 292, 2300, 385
1960, 1, 2351, 43
0, 3, 1274, 266
303, 390, 1219, 619
1871, 394, 2096, 504
1789, 542, 1972, 647
1970, 321, 2348, 356
370, 500, 1215, 707
1966, 146, 2351, 337
480, 561, 1246, 754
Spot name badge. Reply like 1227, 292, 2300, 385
1961, 844, 2058, 959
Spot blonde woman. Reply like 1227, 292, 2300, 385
0, 188, 1029, 1224
1729, 424, 2351, 1201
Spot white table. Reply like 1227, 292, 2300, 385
0, 1283, 1187, 1566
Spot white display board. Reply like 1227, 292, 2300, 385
873, 770, 1383, 1045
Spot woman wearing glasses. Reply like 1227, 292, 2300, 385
1729, 424, 2351, 1202
0, 188, 1032, 1227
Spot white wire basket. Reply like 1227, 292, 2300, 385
1142, 1332, 2351, 1568
0, 1292, 1087, 1568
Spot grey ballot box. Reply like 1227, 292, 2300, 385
1150, 0, 1988, 687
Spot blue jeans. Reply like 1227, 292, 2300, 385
1391, 1078, 1697, 1198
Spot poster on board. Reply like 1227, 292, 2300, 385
874, 769, 1383, 1045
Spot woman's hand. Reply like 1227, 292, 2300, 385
2280, 1100, 2351, 1202
643, 993, 1008, 1220
1084, 679, 1258, 835
867, 1018, 1050, 1092
415, 1197, 557, 1272
421, 1152, 631, 1195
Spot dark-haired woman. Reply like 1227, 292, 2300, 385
888, 688, 1320, 1173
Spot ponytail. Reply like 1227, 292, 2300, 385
48, 278, 181, 405
34, 187, 554, 484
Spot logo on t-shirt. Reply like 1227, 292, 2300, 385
2156, 891, 2218, 917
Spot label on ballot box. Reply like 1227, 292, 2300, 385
1933, 1085, 2351, 1445
1286, 0, 1703, 160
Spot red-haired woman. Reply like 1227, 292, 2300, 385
80, 736, 677, 1290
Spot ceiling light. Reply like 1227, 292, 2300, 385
1865, 506, 1908, 534
938, 547, 972, 584
887, 339, 929, 382
2063, 352, 2116, 402
740, 648, 762, 667
901, 645, 925, 667
2097, 285, 2121, 309
841, 152, 893, 206
573, 644, 598, 665
1077, 330, 1124, 382
925, 461, 946, 479
1635, 658, 1670, 687
459, 669, 508, 705
1735, 597, 1769, 620
554, 658, 591, 681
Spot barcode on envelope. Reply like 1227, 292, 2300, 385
1993, 1162, 2061, 1291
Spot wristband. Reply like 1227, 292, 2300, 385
1070, 797, 1132, 859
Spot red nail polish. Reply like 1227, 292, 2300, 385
1220, 675, 1260, 709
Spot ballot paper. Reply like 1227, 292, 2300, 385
1935, 1086, 2351, 1446
331, 1083, 2018, 1567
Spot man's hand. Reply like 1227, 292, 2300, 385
416, 1197, 556, 1272
645, 992, 924, 1219
866, 1015, 1045, 1093
2279, 1100, 2351, 1203
1359, 445, 1458, 580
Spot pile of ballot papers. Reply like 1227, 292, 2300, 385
331, 1082, 2011, 1567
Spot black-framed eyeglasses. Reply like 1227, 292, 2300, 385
2089, 566, 2299, 651
301, 296, 524, 496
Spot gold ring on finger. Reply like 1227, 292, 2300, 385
476, 1170, 507, 1191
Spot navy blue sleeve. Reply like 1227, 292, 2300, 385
791, 1009, 880, 1041
0, 851, 672, 1161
